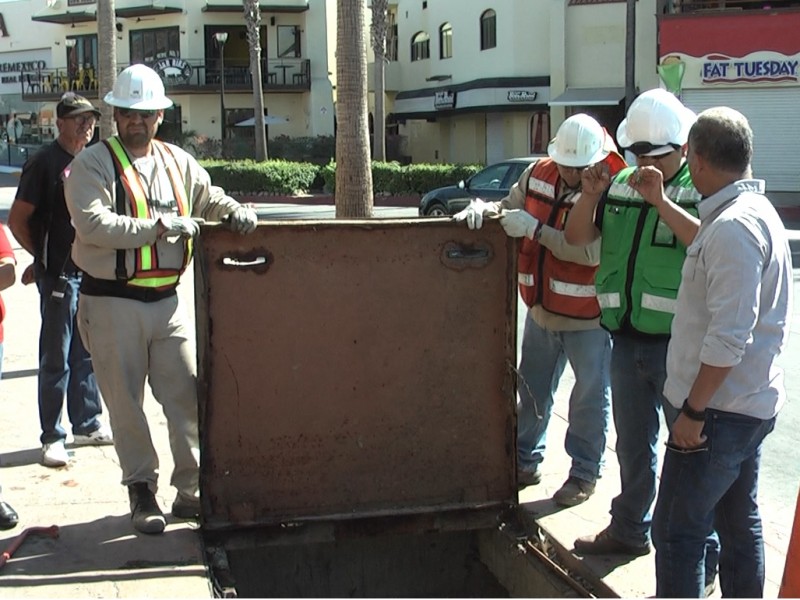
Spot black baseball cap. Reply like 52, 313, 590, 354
57, 93, 102, 119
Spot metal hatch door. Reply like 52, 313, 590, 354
194, 218, 518, 530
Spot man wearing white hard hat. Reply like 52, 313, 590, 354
565, 89, 717, 577
455, 114, 626, 507
64, 64, 258, 535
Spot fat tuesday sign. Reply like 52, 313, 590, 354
702, 53, 798, 84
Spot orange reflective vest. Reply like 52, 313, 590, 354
780, 487, 800, 598
517, 153, 626, 318
104, 136, 192, 290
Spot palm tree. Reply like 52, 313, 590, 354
370, 0, 388, 161
244, 0, 268, 160
96, 0, 117, 139
335, 0, 373, 217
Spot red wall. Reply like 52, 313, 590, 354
659, 12, 800, 57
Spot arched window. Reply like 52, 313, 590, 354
480, 9, 496, 51
439, 23, 453, 59
411, 31, 430, 62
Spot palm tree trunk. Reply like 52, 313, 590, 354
625, 0, 636, 111
96, 0, 117, 139
244, 0, 268, 161
335, 0, 373, 217
370, 0, 388, 161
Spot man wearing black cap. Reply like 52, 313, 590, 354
8, 93, 111, 469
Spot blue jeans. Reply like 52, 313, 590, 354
37, 270, 102, 444
608, 333, 671, 545
517, 315, 611, 483
653, 410, 775, 598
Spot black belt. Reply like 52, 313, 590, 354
80, 274, 177, 303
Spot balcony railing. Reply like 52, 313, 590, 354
20, 58, 311, 101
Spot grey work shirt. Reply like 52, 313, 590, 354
663, 179, 793, 420
65, 139, 240, 281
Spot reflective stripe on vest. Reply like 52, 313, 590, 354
640, 292, 677, 314
550, 279, 596, 298
105, 137, 192, 289
597, 292, 621, 309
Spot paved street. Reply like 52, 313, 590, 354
0, 172, 796, 596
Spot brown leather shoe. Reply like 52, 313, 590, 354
574, 526, 650, 556
553, 476, 595, 507
517, 468, 542, 489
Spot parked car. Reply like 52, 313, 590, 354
418, 156, 543, 217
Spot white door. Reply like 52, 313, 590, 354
682, 88, 800, 192
486, 113, 505, 165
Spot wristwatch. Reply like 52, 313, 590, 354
681, 398, 706, 422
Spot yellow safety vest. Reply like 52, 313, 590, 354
104, 136, 192, 290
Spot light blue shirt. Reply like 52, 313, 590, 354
663, 179, 793, 419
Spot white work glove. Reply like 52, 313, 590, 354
226, 206, 258, 235
159, 216, 200, 241
500, 209, 540, 239
453, 198, 493, 230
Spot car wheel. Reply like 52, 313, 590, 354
424, 202, 449, 217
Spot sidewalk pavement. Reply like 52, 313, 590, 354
0, 227, 209, 598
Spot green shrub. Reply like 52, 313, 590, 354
200, 159, 318, 194
321, 161, 482, 194
269, 135, 335, 165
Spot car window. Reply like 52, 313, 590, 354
502, 162, 528, 189
469, 163, 512, 190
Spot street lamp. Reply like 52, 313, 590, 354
214, 32, 228, 145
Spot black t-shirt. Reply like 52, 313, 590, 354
15, 140, 77, 276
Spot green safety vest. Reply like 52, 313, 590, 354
595, 163, 700, 335
105, 136, 193, 290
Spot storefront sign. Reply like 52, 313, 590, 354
702, 55, 798, 83
434, 90, 456, 110
152, 58, 193, 85
507, 90, 537, 102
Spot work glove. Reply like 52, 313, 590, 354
500, 209, 540, 239
453, 198, 494, 230
226, 206, 258, 235
159, 216, 200, 241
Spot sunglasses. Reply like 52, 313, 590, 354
66, 113, 97, 127
117, 108, 158, 119
627, 142, 681, 158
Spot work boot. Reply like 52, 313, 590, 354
553, 476, 596, 507
573, 526, 651, 556
128, 483, 166, 535
517, 468, 541, 489
172, 493, 200, 520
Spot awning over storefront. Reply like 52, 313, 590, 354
31, 10, 96, 25
548, 87, 625, 106
116, 3, 183, 19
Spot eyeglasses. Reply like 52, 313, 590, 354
65, 113, 97, 127
117, 108, 158, 119
627, 142, 681, 158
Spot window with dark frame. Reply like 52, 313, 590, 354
277, 25, 301, 58
439, 23, 452, 59
480, 9, 496, 51
411, 31, 430, 61
130, 27, 180, 65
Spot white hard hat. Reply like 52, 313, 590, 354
104, 64, 173, 110
547, 114, 610, 167
616, 88, 696, 156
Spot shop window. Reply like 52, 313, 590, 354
530, 111, 550, 154
130, 27, 180, 65
439, 23, 453, 59
480, 9, 496, 50
277, 25, 301, 58
156, 104, 183, 144
66, 35, 98, 91
411, 31, 430, 62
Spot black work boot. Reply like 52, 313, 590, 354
128, 482, 166, 535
